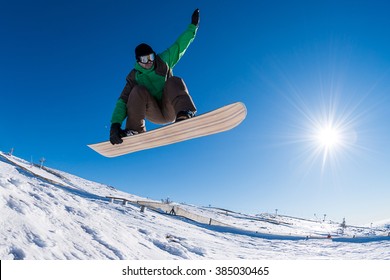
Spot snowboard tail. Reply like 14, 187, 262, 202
88, 102, 246, 157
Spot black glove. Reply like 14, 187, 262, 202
191, 9, 200, 26
110, 123, 126, 145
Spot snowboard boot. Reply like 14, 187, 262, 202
125, 129, 139, 137
175, 110, 195, 122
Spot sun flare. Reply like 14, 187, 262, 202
296, 104, 360, 173
316, 125, 341, 149
284, 93, 361, 173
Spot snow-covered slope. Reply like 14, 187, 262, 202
1, 152, 389, 260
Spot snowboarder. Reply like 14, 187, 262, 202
109, 9, 200, 145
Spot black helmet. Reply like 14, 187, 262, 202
135, 43, 154, 61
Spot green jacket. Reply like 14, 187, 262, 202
111, 24, 198, 125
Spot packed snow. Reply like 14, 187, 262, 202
0, 151, 389, 260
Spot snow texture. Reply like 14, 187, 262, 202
0, 151, 389, 260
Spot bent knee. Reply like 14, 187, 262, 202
165, 76, 187, 91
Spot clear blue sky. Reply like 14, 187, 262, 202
1, 0, 390, 225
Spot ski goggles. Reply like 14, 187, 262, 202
138, 53, 155, 63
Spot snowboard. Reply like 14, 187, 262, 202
88, 102, 247, 157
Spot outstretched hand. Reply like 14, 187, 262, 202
191, 9, 200, 26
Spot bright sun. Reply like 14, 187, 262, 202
316, 125, 341, 149
306, 115, 354, 171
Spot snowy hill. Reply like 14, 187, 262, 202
1, 151, 389, 260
